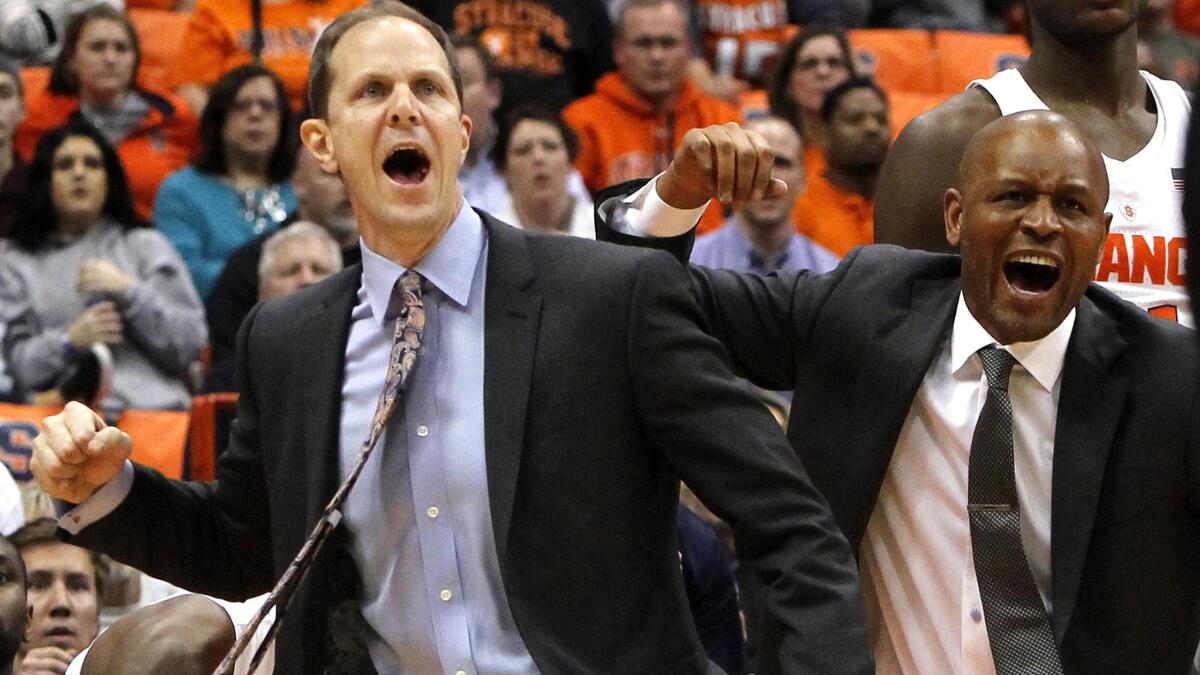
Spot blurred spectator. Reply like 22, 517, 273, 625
204, 144, 356, 385
692, 116, 838, 274
1139, 0, 1200, 89
11, 518, 104, 675
410, 0, 615, 114
126, 0, 194, 9
0, 59, 25, 238
453, 35, 507, 214
767, 27, 855, 182
257, 222, 343, 302
839, 0, 989, 31
565, 0, 740, 232
688, 0, 845, 101
155, 64, 298, 302
491, 104, 595, 238
677, 504, 746, 675
0, 121, 205, 418
171, 0, 368, 114
13, 4, 198, 221
792, 77, 889, 257
0, 534, 25, 675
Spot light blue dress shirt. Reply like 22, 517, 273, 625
338, 203, 538, 674
689, 215, 840, 276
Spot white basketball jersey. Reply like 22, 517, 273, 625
972, 69, 1193, 327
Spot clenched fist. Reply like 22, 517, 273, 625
31, 402, 131, 504
656, 122, 788, 211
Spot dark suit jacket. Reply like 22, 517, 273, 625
599, 199, 1200, 673
71, 214, 872, 674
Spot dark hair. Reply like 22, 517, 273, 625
47, 4, 142, 96
193, 64, 297, 183
10, 118, 145, 252
767, 26, 856, 135
820, 77, 888, 123
450, 34, 496, 82
307, 2, 462, 119
0, 59, 22, 99
10, 518, 108, 598
490, 103, 580, 172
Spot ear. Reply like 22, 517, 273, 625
1095, 211, 1113, 262
459, 113, 473, 165
300, 118, 339, 175
944, 188, 964, 247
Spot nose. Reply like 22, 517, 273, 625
1021, 196, 1062, 238
46, 581, 72, 615
387, 86, 420, 128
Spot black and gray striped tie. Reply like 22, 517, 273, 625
968, 346, 1064, 675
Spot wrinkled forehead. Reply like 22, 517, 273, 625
329, 17, 453, 89
963, 117, 1108, 201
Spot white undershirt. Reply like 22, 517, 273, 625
860, 294, 1073, 674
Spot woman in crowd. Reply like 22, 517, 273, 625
491, 104, 595, 239
0, 121, 206, 419
14, 4, 198, 220
154, 64, 298, 301
767, 27, 857, 180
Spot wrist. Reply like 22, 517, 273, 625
656, 171, 708, 210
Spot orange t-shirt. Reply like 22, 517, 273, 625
172, 0, 368, 110
792, 172, 873, 258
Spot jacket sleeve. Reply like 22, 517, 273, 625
118, 230, 209, 376
68, 301, 274, 600
626, 250, 872, 673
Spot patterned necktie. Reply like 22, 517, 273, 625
216, 270, 426, 675
968, 347, 1064, 675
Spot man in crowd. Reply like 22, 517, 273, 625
792, 77, 890, 259
257, 223, 344, 303
599, 111, 1200, 673
1139, 0, 1200, 89
11, 519, 102, 675
0, 534, 27, 675
205, 144, 360, 382
453, 36, 507, 214
691, 115, 838, 275
564, 0, 741, 232
875, 0, 1193, 326
30, 4, 871, 673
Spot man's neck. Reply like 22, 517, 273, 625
0, 141, 12, 184
362, 198, 462, 268
737, 215, 793, 259
1022, 24, 1143, 115
825, 164, 880, 200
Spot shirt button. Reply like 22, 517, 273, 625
440, 589, 452, 602
417, 425, 429, 437
427, 506, 439, 519
455, 671, 466, 675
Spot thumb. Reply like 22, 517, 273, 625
764, 178, 788, 200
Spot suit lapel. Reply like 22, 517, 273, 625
299, 266, 361, 526
481, 216, 542, 560
1049, 295, 1128, 642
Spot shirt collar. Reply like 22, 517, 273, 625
359, 201, 486, 326
949, 292, 1075, 392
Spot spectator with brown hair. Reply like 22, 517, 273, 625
154, 64, 299, 301
0, 60, 26, 239
564, 0, 741, 233
13, 4, 198, 221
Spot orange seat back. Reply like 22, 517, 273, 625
1176, 0, 1200, 37
886, 90, 949, 140
127, 9, 190, 94
0, 403, 189, 482
849, 29, 937, 96
738, 88, 770, 119
933, 31, 1029, 97
189, 393, 239, 482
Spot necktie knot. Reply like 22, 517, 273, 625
978, 346, 1017, 392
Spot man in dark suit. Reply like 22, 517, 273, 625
598, 111, 1200, 673
28, 4, 871, 674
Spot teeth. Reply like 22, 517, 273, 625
1011, 254, 1057, 268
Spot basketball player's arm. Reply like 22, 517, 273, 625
873, 88, 1000, 252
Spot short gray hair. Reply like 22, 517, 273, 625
258, 222, 343, 281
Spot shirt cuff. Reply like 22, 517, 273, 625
618, 173, 708, 238
56, 461, 135, 534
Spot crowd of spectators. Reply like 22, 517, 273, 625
0, 0, 1197, 672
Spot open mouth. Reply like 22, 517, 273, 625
383, 147, 431, 186
1004, 254, 1060, 294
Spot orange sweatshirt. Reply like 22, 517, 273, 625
15, 88, 198, 221
564, 73, 742, 233
792, 171, 873, 258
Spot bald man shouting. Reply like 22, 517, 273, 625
599, 111, 1200, 674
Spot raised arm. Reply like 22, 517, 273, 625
872, 88, 1000, 253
